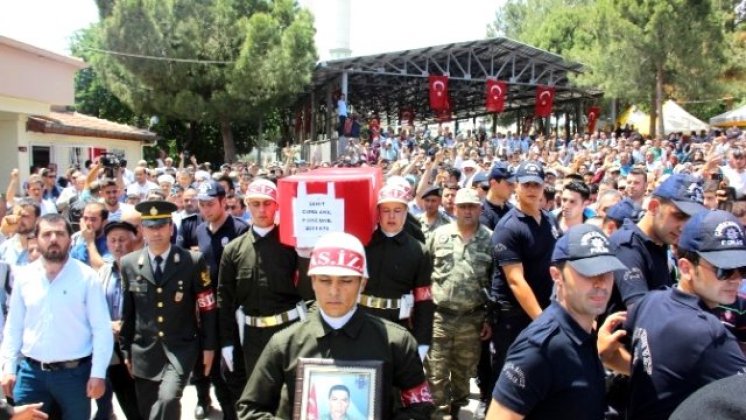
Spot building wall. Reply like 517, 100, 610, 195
0, 115, 23, 189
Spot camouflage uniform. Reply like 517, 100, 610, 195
424, 222, 493, 417
418, 211, 452, 243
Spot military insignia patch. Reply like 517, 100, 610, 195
201, 271, 211, 287
149, 206, 158, 216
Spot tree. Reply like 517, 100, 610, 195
88, 0, 317, 162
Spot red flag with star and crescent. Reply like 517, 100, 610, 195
534, 85, 555, 117
587, 106, 601, 133
486, 79, 507, 113
306, 384, 318, 420
429, 75, 449, 111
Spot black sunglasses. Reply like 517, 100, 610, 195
714, 266, 746, 281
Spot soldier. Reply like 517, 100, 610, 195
236, 232, 434, 419
217, 179, 308, 378
119, 200, 217, 420
362, 184, 434, 358
417, 186, 450, 242
426, 188, 493, 418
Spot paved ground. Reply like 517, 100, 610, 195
106, 379, 485, 419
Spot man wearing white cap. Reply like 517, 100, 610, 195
217, 179, 309, 379
361, 184, 434, 359
237, 232, 434, 419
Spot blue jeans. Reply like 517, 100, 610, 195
14, 358, 91, 420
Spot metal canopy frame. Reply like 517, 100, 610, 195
305, 37, 602, 124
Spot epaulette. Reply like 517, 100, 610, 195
527, 320, 560, 347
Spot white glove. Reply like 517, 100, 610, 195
221, 346, 234, 372
295, 247, 313, 258
417, 345, 430, 361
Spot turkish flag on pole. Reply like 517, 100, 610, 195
534, 85, 555, 117
429, 75, 449, 111
587, 106, 601, 133
486, 80, 507, 113
307, 384, 319, 420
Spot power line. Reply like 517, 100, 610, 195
81, 46, 235, 64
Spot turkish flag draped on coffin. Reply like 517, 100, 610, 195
485, 79, 507, 113
534, 85, 555, 117
429, 75, 449, 111
587, 106, 601, 133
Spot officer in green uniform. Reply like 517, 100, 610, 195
236, 232, 434, 419
217, 179, 309, 377
426, 188, 494, 419
362, 183, 434, 360
417, 186, 452, 242
119, 200, 217, 420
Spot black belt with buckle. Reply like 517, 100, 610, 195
26, 355, 92, 371
435, 305, 485, 317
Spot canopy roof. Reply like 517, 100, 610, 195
617, 100, 709, 135
308, 37, 602, 122
710, 104, 746, 128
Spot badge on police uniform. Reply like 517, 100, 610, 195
175, 291, 183, 302
201, 271, 211, 287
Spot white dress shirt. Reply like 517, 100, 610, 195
0, 257, 113, 379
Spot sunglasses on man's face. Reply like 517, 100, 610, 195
714, 266, 746, 281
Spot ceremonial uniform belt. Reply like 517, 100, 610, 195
25, 355, 92, 371
245, 307, 301, 328
435, 305, 485, 317
359, 294, 401, 310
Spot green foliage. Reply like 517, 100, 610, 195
85, 0, 317, 162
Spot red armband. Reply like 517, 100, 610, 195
413, 286, 432, 302
400, 381, 433, 406
196, 290, 216, 312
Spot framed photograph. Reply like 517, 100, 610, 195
293, 358, 383, 420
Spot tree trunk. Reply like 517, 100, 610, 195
220, 118, 236, 163
656, 65, 665, 138
649, 92, 657, 139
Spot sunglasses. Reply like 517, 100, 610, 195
713, 266, 746, 281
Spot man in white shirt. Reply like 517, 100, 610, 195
126, 167, 158, 201
722, 148, 746, 198
0, 213, 113, 418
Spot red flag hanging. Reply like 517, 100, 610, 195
485, 80, 508, 113
307, 384, 319, 420
428, 75, 449, 111
535, 85, 555, 117
587, 106, 601, 133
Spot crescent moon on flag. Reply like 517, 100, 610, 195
539, 91, 551, 101
491, 84, 503, 98
589, 111, 596, 119
433, 81, 445, 92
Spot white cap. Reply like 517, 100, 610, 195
385, 175, 413, 200
308, 232, 368, 277
246, 179, 277, 202
157, 174, 175, 185
377, 184, 409, 206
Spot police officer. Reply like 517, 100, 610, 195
426, 188, 493, 418
236, 232, 434, 419
175, 187, 202, 248
217, 179, 308, 378
417, 186, 450, 242
188, 181, 249, 420
607, 173, 706, 313
119, 200, 217, 420
488, 224, 626, 420
480, 162, 514, 230
362, 184, 434, 359
599, 210, 746, 420
490, 161, 560, 385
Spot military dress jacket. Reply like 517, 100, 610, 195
119, 246, 217, 380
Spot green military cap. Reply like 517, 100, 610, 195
136, 200, 177, 227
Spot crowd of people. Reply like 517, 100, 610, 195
0, 120, 744, 420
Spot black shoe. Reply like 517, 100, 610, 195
194, 404, 211, 419
474, 399, 488, 419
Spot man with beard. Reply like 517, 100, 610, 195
0, 198, 40, 266
599, 210, 746, 419
70, 202, 110, 270
488, 224, 626, 420
99, 178, 132, 222
0, 214, 113, 418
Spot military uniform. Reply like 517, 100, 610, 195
236, 309, 434, 419
361, 228, 434, 346
425, 222, 493, 416
217, 227, 310, 375
119, 246, 217, 419
418, 211, 451, 242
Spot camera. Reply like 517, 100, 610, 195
99, 152, 122, 178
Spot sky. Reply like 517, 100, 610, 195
0, 0, 505, 59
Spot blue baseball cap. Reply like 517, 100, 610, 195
652, 174, 707, 216
514, 160, 545, 184
471, 172, 489, 188
196, 180, 226, 201
489, 162, 512, 181
678, 210, 746, 269
552, 224, 627, 277
606, 198, 642, 224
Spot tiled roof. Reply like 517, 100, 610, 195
26, 110, 157, 142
